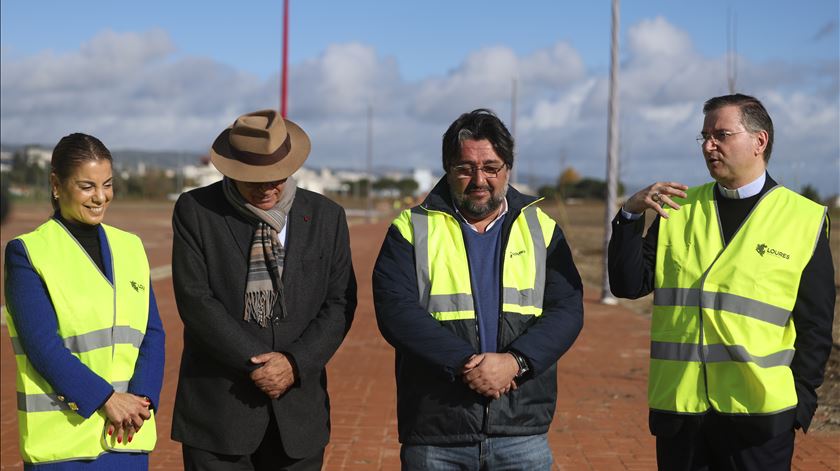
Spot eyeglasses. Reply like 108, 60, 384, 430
450, 163, 508, 178
696, 130, 747, 145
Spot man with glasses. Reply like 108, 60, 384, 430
608, 94, 834, 470
373, 108, 584, 469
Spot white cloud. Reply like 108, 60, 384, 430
522, 79, 598, 131
3, 29, 174, 93
410, 46, 520, 121
1, 18, 837, 195
292, 43, 403, 117
636, 102, 695, 129
627, 16, 694, 62
520, 43, 586, 87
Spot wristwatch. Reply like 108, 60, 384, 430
510, 351, 530, 378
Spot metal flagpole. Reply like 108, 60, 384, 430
280, 0, 289, 117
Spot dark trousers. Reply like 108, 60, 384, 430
655, 413, 795, 471
183, 415, 324, 471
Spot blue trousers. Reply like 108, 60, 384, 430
401, 434, 552, 471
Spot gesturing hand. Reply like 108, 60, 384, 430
250, 352, 296, 399
102, 392, 151, 444
461, 353, 520, 399
623, 181, 688, 219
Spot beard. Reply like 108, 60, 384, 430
450, 181, 508, 220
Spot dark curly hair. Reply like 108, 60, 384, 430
441, 109, 514, 171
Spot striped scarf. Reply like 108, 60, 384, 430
222, 176, 297, 327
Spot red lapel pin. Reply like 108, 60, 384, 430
303, 215, 311, 222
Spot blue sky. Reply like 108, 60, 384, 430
2, 0, 838, 194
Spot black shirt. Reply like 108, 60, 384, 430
55, 212, 106, 275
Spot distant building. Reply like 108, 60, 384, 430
412, 168, 436, 196
182, 156, 223, 189
295, 167, 346, 195
22, 146, 52, 168
0, 151, 13, 173
333, 169, 371, 183
172, 159, 438, 200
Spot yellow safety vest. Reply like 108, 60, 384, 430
650, 183, 826, 415
6, 219, 156, 463
392, 203, 554, 327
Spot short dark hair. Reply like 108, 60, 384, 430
703, 94, 774, 162
441, 109, 514, 171
51, 133, 113, 210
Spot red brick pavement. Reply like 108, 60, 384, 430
1, 204, 838, 470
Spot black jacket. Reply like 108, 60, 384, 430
373, 178, 583, 445
608, 174, 835, 442
170, 182, 357, 457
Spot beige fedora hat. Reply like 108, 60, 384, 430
209, 109, 311, 182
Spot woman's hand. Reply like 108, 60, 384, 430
102, 392, 151, 444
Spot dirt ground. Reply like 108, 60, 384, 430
541, 199, 840, 432
0, 198, 837, 470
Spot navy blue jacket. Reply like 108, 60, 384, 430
373, 178, 584, 445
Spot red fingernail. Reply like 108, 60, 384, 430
128, 436, 133, 443
117, 437, 122, 444
108, 429, 112, 436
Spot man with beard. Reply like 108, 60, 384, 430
373, 109, 584, 469
608, 94, 834, 470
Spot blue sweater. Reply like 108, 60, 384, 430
4, 218, 165, 470
461, 217, 503, 353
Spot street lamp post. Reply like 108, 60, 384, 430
601, 0, 620, 305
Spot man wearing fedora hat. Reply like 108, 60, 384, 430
170, 110, 357, 470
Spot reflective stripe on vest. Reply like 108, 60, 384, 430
17, 382, 131, 413
394, 203, 552, 322
6, 219, 155, 463
10, 326, 146, 357
654, 288, 791, 326
502, 207, 547, 313
650, 183, 826, 415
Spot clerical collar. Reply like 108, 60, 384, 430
717, 173, 765, 199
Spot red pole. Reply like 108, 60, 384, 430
281, 0, 289, 118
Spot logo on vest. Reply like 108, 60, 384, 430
509, 250, 526, 258
130, 281, 146, 292
755, 243, 790, 260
